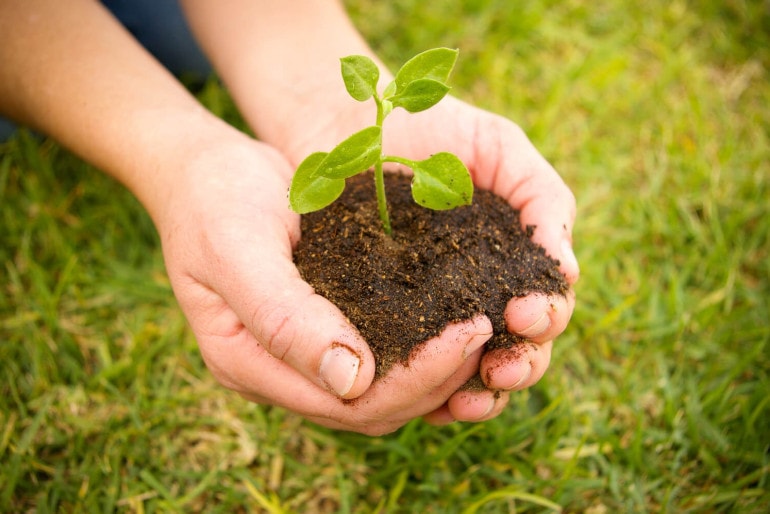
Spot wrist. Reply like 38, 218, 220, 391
179, 0, 393, 165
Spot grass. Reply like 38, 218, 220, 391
1, 0, 768, 511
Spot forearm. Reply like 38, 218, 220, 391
0, 0, 239, 225
179, 0, 391, 163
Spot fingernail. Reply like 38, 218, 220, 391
561, 239, 579, 278
478, 397, 496, 419
519, 312, 550, 338
503, 365, 532, 391
463, 332, 491, 359
319, 344, 360, 397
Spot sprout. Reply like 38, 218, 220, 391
289, 48, 472, 235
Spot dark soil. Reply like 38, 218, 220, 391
293, 171, 568, 387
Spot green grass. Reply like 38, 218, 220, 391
2, 0, 768, 512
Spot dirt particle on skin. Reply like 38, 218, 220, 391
294, 171, 568, 388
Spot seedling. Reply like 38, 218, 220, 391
288, 48, 473, 235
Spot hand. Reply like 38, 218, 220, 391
157, 137, 501, 435
376, 96, 580, 424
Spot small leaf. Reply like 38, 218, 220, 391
411, 152, 473, 210
382, 79, 397, 99
390, 78, 451, 113
318, 126, 382, 180
289, 152, 345, 214
340, 55, 380, 102
382, 99, 393, 118
394, 48, 458, 93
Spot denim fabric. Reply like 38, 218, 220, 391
1, 0, 212, 141
101, 0, 212, 80
0, 118, 16, 142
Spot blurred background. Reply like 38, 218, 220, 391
1, 0, 767, 511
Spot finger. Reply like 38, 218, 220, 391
471, 113, 579, 285
420, 336, 497, 427
520, 196, 580, 286
447, 389, 510, 422
506, 183, 579, 286
356, 315, 493, 418
481, 340, 553, 391
504, 290, 575, 344
422, 404, 456, 426
495, 145, 578, 285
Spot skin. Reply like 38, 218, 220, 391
0, 0, 578, 435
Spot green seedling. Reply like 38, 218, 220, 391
288, 48, 473, 235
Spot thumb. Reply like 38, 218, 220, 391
483, 119, 579, 285
246, 269, 376, 399
202, 221, 377, 400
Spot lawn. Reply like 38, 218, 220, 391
1, 0, 768, 512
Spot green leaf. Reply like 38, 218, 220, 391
289, 152, 345, 214
340, 55, 379, 102
382, 99, 393, 118
318, 126, 382, 179
411, 152, 473, 210
390, 78, 451, 113
394, 47, 458, 93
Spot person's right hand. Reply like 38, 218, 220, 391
156, 136, 501, 435
358, 97, 580, 425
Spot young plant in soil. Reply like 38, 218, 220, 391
289, 47, 473, 235
290, 49, 569, 386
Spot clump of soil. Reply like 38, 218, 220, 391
294, 171, 568, 385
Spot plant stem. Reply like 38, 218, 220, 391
374, 96, 392, 235
374, 160, 392, 235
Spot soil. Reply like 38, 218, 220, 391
293, 171, 568, 389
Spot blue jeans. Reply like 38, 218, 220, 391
0, 0, 212, 141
